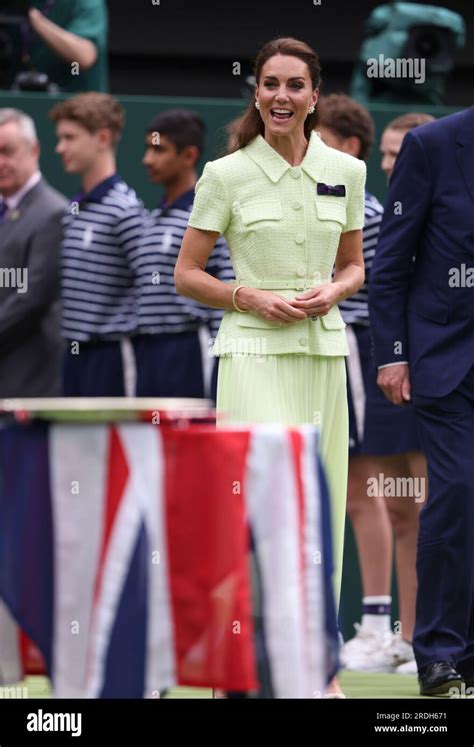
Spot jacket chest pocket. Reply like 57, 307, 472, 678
239, 200, 283, 227
315, 199, 347, 232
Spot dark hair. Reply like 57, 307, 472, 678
146, 109, 205, 156
231, 37, 322, 152
315, 93, 375, 161
385, 112, 435, 132
49, 93, 124, 148
225, 113, 245, 154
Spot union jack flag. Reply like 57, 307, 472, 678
0, 422, 338, 698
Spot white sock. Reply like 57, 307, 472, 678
361, 595, 392, 635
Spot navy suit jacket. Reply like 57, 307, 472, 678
369, 106, 474, 398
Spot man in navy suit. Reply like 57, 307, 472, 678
369, 106, 474, 696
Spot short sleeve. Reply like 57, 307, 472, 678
188, 162, 231, 236
69, 0, 107, 46
343, 160, 367, 233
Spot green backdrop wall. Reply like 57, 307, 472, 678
0, 90, 461, 640
0, 90, 459, 208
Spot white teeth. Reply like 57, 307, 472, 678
272, 109, 292, 114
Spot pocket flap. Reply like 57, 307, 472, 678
319, 306, 346, 330
240, 200, 283, 225
315, 199, 347, 226
236, 312, 282, 329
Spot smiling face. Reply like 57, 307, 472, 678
255, 54, 318, 138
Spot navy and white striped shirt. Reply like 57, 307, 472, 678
134, 187, 234, 337
61, 174, 144, 341
339, 190, 384, 326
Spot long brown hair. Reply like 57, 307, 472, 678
231, 37, 322, 152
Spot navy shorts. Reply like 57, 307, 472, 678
345, 324, 421, 456
133, 330, 208, 398
63, 338, 136, 397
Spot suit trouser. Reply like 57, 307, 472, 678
412, 365, 474, 673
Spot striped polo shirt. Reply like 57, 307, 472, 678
61, 174, 145, 341
135, 187, 234, 338
339, 190, 384, 326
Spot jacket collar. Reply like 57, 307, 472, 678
243, 130, 324, 183
2, 171, 42, 212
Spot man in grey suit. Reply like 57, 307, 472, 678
0, 109, 67, 397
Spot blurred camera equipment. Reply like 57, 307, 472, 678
350, 2, 465, 105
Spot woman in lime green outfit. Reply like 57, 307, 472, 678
175, 37, 366, 696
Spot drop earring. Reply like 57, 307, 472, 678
308, 105, 315, 114
255, 100, 260, 110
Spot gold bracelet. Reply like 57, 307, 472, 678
232, 285, 248, 313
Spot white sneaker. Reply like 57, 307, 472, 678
340, 624, 394, 673
385, 634, 415, 670
395, 659, 418, 675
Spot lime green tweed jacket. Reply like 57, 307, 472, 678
188, 130, 366, 357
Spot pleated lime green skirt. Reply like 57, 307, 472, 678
216, 353, 348, 608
